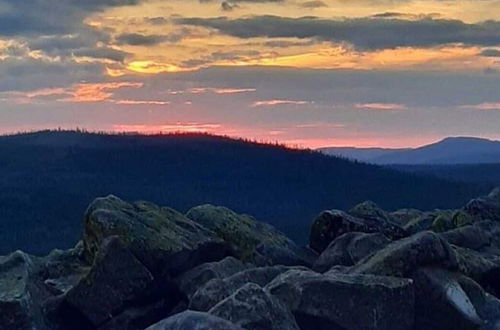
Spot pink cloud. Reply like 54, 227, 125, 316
463, 102, 500, 110
355, 103, 407, 110
112, 123, 222, 134
252, 100, 310, 107
113, 99, 170, 105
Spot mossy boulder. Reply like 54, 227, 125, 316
83, 196, 231, 276
186, 205, 305, 265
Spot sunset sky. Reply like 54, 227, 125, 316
0, 0, 499, 148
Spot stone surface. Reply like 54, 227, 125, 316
266, 269, 414, 330
186, 204, 306, 265
189, 265, 306, 312
209, 283, 299, 330
313, 232, 390, 272
146, 311, 243, 330
350, 231, 458, 277
309, 209, 405, 254
83, 195, 231, 276
65, 236, 156, 327
175, 257, 248, 298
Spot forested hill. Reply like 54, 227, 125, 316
0, 131, 487, 255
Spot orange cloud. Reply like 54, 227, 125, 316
355, 103, 407, 111
114, 99, 170, 105
252, 100, 310, 107
63, 82, 144, 102
167, 87, 256, 95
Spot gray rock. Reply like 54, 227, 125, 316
175, 257, 248, 298
412, 267, 483, 330
83, 196, 231, 276
189, 265, 307, 312
390, 208, 424, 227
313, 232, 390, 272
350, 231, 458, 277
309, 209, 405, 254
465, 188, 500, 222
209, 283, 299, 330
403, 212, 436, 234
186, 204, 306, 265
0, 251, 40, 330
266, 269, 414, 330
146, 310, 243, 330
65, 236, 155, 327
440, 225, 491, 251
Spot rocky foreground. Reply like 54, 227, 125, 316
2, 189, 500, 330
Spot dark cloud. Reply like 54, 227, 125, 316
144, 17, 169, 25
177, 15, 500, 50
116, 33, 166, 46
480, 49, 500, 57
0, 0, 141, 37
300, 1, 327, 8
73, 47, 131, 63
221, 1, 239, 11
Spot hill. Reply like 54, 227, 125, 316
0, 130, 487, 255
319, 137, 500, 165
390, 163, 500, 187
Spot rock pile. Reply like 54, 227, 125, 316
2, 188, 500, 329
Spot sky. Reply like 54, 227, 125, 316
0, 0, 499, 148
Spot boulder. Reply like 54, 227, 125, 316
65, 236, 158, 327
266, 269, 414, 330
350, 231, 458, 277
175, 257, 248, 298
83, 196, 232, 276
412, 268, 483, 330
309, 209, 405, 254
209, 283, 299, 330
313, 232, 390, 272
465, 188, 500, 222
432, 210, 476, 233
146, 310, 243, 330
440, 225, 491, 251
349, 201, 392, 223
186, 205, 307, 265
0, 251, 43, 330
39, 241, 90, 296
403, 212, 437, 234
453, 246, 500, 297
390, 208, 424, 227
189, 265, 307, 312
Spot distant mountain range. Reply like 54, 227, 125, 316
319, 137, 500, 165
0, 131, 487, 255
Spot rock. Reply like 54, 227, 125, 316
403, 212, 437, 234
83, 196, 232, 276
412, 268, 483, 330
175, 257, 248, 298
266, 269, 414, 330
350, 231, 458, 277
254, 242, 316, 267
65, 236, 157, 327
453, 246, 500, 298
99, 299, 186, 330
309, 209, 405, 254
440, 225, 491, 251
349, 201, 392, 223
39, 241, 90, 296
0, 251, 41, 330
209, 283, 299, 330
390, 208, 424, 227
146, 310, 243, 330
186, 205, 306, 265
313, 232, 390, 272
465, 188, 500, 222
189, 265, 306, 312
